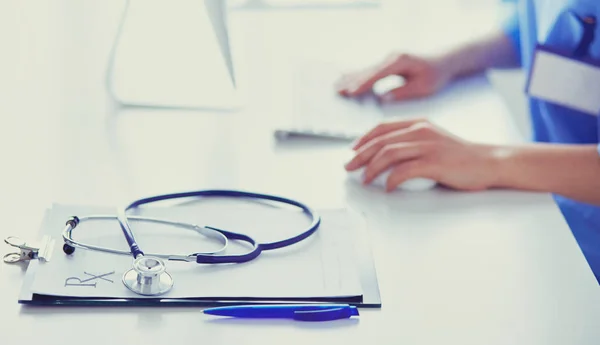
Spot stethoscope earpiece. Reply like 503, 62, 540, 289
63, 243, 75, 255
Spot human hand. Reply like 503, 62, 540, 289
344, 119, 500, 192
335, 53, 453, 102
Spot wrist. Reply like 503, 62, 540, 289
430, 53, 461, 83
433, 31, 519, 82
431, 44, 482, 83
478, 144, 515, 189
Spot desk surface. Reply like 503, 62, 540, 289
2, 1, 600, 344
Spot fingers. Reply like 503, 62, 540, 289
379, 85, 424, 103
335, 74, 356, 96
352, 118, 427, 151
336, 68, 390, 97
337, 53, 409, 97
346, 126, 425, 171
362, 142, 428, 184
385, 160, 433, 192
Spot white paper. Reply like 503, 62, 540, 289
29, 202, 363, 299
528, 50, 600, 116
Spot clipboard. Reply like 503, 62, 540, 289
13, 204, 382, 308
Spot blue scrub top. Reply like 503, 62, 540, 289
502, 0, 600, 282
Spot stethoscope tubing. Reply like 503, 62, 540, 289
115, 190, 321, 262
64, 190, 321, 265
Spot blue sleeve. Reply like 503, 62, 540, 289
501, 10, 523, 64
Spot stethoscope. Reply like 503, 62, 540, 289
60, 190, 321, 296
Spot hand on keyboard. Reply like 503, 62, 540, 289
335, 52, 451, 102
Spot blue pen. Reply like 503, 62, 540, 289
203, 304, 359, 322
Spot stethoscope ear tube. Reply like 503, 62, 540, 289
62, 215, 230, 260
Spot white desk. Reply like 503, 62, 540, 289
2, 1, 600, 344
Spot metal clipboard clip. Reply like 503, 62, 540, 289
3, 235, 55, 264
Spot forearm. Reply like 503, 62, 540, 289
435, 31, 521, 80
490, 144, 600, 205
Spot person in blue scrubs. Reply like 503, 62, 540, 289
339, 0, 600, 282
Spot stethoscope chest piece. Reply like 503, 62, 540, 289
122, 256, 173, 296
